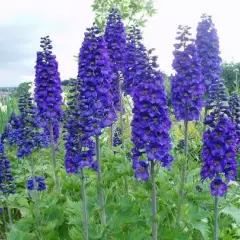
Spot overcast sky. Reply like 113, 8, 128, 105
0, 0, 239, 87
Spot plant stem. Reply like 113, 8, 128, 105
109, 126, 113, 147
49, 122, 60, 192
2, 206, 7, 234
5, 195, 12, 228
96, 136, 107, 239
80, 171, 89, 240
214, 196, 219, 240
176, 117, 189, 226
151, 161, 157, 240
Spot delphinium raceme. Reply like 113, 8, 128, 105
202, 78, 238, 240
171, 25, 204, 226
196, 14, 222, 122
34, 36, 63, 191
0, 141, 15, 227
69, 25, 114, 239
104, 8, 126, 144
123, 25, 148, 96
131, 48, 173, 240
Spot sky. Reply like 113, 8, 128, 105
0, 0, 239, 87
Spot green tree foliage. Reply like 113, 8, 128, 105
91, 0, 157, 29
15, 82, 31, 98
221, 62, 240, 94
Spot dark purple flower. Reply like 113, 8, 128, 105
171, 25, 205, 121
131, 49, 173, 181
123, 25, 148, 96
27, 176, 46, 191
0, 141, 15, 195
196, 14, 222, 92
134, 161, 149, 181
34, 36, 62, 143
104, 8, 126, 112
201, 117, 238, 196
210, 178, 228, 197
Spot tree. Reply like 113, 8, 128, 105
91, 0, 157, 29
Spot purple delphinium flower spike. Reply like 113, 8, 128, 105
196, 14, 222, 93
34, 36, 63, 143
171, 25, 205, 121
131, 48, 173, 181
202, 79, 238, 196
123, 25, 148, 96
15, 93, 49, 158
64, 79, 97, 174
0, 141, 15, 195
104, 8, 126, 112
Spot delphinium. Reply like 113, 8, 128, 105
123, 25, 148, 96
201, 78, 238, 240
196, 14, 222, 121
64, 78, 97, 240
27, 176, 46, 191
66, 25, 114, 239
104, 8, 126, 144
1, 112, 20, 147
171, 25, 204, 225
0, 141, 15, 227
34, 36, 63, 191
131, 48, 173, 240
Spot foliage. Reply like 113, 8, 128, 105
15, 82, 31, 98
221, 62, 240, 94
92, 0, 157, 29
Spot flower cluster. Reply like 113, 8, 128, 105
0, 141, 15, 194
78, 26, 116, 134
196, 14, 222, 92
171, 25, 205, 121
204, 78, 230, 128
104, 8, 126, 112
27, 176, 46, 191
64, 67, 95, 173
201, 117, 238, 196
15, 93, 49, 158
1, 112, 20, 146
113, 127, 122, 147
229, 92, 240, 144
34, 36, 62, 142
131, 49, 173, 181
123, 25, 148, 96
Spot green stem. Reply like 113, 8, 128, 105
2, 206, 7, 234
214, 197, 219, 240
49, 122, 60, 192
151, 162, 157, 240
176, 117, 189, 226
109, 126, 113, 148
80, 171, 89, 240
96, 136, 107, 238
5, 195, 12, 228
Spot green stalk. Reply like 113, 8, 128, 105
5, 195, 12, 228
176, 115, 189, 226
2, 207, 7, 234
96, 136, 107, 238
49, 122, 60, 192
214, 197, 219, 240
151, 162, 157, 240
109, 126, 113, 148
80, 171, 89, 240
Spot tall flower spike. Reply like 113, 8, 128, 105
64, 79, 96, 173
0, 141, 15, 195
123, 25, 148, 96
196, 14, 222, 93
201, 117, 238, 196
204, 78, 230, 128
78, 25, 116, 135
171, 25, 205, 121
131, 48, 173, 180
104, 8, 126, 112
15, 93, 49, 158
34, 36, 63, 143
